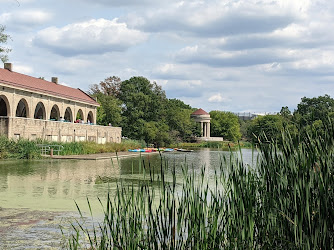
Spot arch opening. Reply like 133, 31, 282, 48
87, 111, 93, 124
64, 107, 73, 122
34, 102, 46, 119
75, 109, 84, 123
16, 99, 29, 118
0, 96, 9, 116
50, 105, 60, 121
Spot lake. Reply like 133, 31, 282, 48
0, 148, 256, 249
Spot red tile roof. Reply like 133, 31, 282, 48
191, 108, 209, 115
0, 68, 99, 106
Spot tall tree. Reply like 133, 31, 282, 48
119, 77, 168, 140
89, 76, 122, 98
166, 99, 198, 142
0, 25, 11, 63
295, 95, 334, 125
247, 115, 284, 142
95, 94, 122, 127
210, 111, 241, 142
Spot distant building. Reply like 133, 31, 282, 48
191, 108, 223, 142
0, 63, 121, 143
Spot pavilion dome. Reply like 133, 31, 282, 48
191, 108, 209, 116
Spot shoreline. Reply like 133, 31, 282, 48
45, 150, 161, 160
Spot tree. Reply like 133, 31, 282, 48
295, 95, 334, 126
210, 111, 241, 142
0, 25, 11, 63
166, 99, 198, 142
280, 106, 291, 118
119, 77, 168, 140
89, 76, 122, 98
247, 115, 284, 142
95, 94, 122, 126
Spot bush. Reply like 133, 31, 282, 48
0, 136, 41, 159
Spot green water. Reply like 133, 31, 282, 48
0, 148, 256, 249
0, 148, 256, 213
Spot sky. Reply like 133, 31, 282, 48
1, 0, 334, 113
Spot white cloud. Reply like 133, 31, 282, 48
33, 18, 148, 56
0, 10, 52, 31
208, 93, 226, 103
127, 0, 298, 37
12, 64, 34, 74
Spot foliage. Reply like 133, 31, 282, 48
0, 25, 11, 63
95, 94, 122, 126
65, 122, 333, 249
119, 77, 168, 141
247, 114, 284, 142
280, 106, 292, 118
210, 111, 241, 141
90, 76, 200, 145
89, 76, 122, 98
48, 139, 145, 155
166, 99, 199, 142
295, 94, 334, 126
170, 141, 252, 150
0, 136, 40, 159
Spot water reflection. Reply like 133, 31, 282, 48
0, 149, 257, 213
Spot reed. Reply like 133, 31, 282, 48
0, 136, 41, 159
49, 139, 145, 155
63, 121, 333, 249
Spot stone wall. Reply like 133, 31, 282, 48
0, 117, 122, 144
0, 85, 98, 124
0, 117, 8, 136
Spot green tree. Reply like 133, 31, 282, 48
295, 95, 334, 125
166, 99, 198, 142
247, 115, 284, 142
280, 106, 291, 118
210, 111, 241, 142
119, 77, 168, 140
0, 25, 11, 63
95, 94, 122, 126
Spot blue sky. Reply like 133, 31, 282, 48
1, 0, 334, 113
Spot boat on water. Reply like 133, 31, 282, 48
177, 149, 194, 152
128, 148, 174, 152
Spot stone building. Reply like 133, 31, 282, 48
0, 63, 121, 143
191, 108, 224, 142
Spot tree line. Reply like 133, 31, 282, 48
90, 76, 334, 146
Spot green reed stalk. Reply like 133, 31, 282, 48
64, 120, 333, 249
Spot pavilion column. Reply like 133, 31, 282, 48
200, 122, 204, 137
203, 122, 206, 137
207, 122, 210, 138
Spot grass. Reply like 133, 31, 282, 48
0, 137, 145, 159
47, 139, 145, 155
63, 121, 333, 249
0, 136, 41, 159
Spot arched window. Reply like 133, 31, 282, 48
64, 107, 73, 122
16, 99, 29, 117
87, 111, 93, 124
50, 104, 60, 121
0, 95, 9, 116
76, 109, 84, 122
34, 102, 46, 119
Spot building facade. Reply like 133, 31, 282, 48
0, 63, 121, 143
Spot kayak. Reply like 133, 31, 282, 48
177, 149, 194, 152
